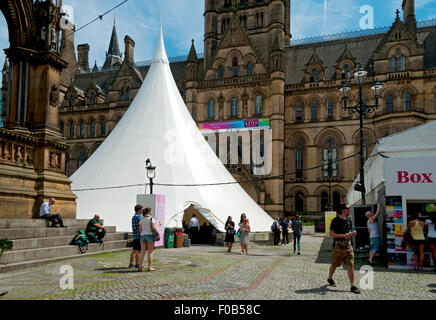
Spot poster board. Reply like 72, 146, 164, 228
324, 211, 337, 237
137, 194, 166, 247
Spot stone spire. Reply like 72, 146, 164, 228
102, 21, 122, 70
402, 0, 417, 39
187, 39, 198, 63
2, 59, 8, 73
92, 61, 99, 72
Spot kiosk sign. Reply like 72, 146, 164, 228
385, 157, 436, 197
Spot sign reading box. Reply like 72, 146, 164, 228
385, 157, 436, 197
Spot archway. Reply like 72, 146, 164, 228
183, 204, 218, 245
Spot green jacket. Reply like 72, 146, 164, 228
86, 219, 103, 233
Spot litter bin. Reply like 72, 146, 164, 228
175, 228, 184, 248
165, 228, 176, 248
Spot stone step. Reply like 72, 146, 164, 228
0, 226, 116, 240
0, 219, 102, 229
0, 247, 131, 273
0, 240, 128, 265
10, 232, 127, 250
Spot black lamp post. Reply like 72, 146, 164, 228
339, 65, 383, 205
145, 158, 156, 195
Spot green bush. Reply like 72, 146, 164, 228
0, 239, 13, 258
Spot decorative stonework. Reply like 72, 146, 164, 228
1, 143, 11, 161
14, 145, 24, 162
49, 152, 61, 169
50, 84, 59, 107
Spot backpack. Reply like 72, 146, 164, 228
271, 221, 278, 232
70, 230, 89, 254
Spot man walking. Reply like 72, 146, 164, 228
366, 203, 381, 266
85, 214, 106, 243
292, 215, 303, 255
328, 203, 361, 294
188, 214, 200, 244
129, 205, 143, 268
39, 198, 66, 228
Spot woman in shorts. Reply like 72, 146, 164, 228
138, 207, 157, 272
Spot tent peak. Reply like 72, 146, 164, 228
152, 25, 169, 65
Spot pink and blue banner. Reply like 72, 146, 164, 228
198, 118, 270, 133
154, 194, 166, 247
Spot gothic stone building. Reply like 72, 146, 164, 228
3, 0, 435, 219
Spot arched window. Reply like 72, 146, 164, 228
232, 57, 238, 77
120, 88, 125, 101
126, 87, 130, 100
60, 122, 64, 136
341, 64, 351, 79
295, 192, 304, 212
399, 55, 406, 71
311, 101, 318, 120
208, 100, 215, 118
404, 92, 411, 111
296, 103, 303, 121
321, 192, 329, 211
256, 13, 259, 27
231, 97, 238, 117
77, 150, 87, 169
310, 68, 319, 82
260, 12, 264, 27
296, 141, 303, 178
322, 136, 339, 177
69, 121, 75, 137
101, 119, 106, 136
80, 120, 85, 137
390, 56, 397, 72
90, 93, 96, 105
385, 94, 394, 112
70, 96, 75, 106
255, 95, 262, 115
327, 100, 334, 120
333, 192, 341, 213
218, 65, 224, 78
90, 120, 95, 136
246, 62, 253, 75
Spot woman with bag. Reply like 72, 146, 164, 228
138, 207, 157, 272
224, 216, 235, 252
425, 213, 436, 271
406, 211, 426, 271
239, 213, 251, 255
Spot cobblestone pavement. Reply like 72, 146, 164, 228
0, 235, 435, 300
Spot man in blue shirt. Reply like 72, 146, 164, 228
129, 204, 143, 268
39, 198, 66, 228
280, 217, 290, 246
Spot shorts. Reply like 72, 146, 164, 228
370, 237, 380, 252
140, 234, 154, 243
331, 247, 354, 268
132, 238, 141, 251
427, 237, 436, 244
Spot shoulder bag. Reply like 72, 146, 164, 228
150, 217, 160, 242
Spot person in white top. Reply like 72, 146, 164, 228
365, 203, 381, 266
138, 207, 157, 272
425, 213, 436, 270
188, 214, 200, 244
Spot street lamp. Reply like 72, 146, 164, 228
145, 158, 156, 194
339, 65, 383, 205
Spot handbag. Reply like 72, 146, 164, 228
228, 229, 236, 236
403, 229, 413, 243
150, 217, 160, 242
236, 229, 241, 238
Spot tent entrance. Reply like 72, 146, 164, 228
183, 204, 217, 245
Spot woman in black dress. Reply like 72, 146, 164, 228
224, 216, 235, 252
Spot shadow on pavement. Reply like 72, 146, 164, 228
94, 267, 140, 274
314, 237, 333, 264
295, 285, 349, 295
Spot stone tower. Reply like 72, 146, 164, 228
402, 0, 417, 39
102, 22, 122, 70
204, 0, 291, 72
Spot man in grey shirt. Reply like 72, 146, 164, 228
40, 198, 66, 228
365, 203, 381, 265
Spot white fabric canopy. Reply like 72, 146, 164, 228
71, 27, 274, 232
347, 121, 436, 205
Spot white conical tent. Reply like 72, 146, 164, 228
71, 28, 274, 232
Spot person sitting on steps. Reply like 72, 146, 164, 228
39, 198, 67, 228
85, 214, 106, 243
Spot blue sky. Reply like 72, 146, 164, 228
0, 0, 435, 68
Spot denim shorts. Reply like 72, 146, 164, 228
140, 234, 154, 243
370, 237, 380, 252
